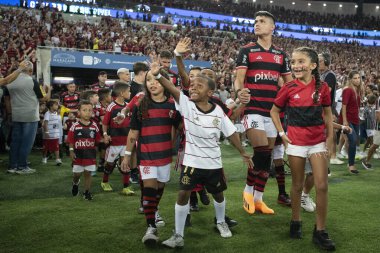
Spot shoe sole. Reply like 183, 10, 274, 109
143, 238, 158, 246
313, 238, 336, 251
277, 200, 291, 207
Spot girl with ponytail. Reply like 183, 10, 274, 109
271, 47, 335, 251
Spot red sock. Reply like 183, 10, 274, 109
123, 174, 130, 188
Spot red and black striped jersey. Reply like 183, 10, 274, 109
67, 121, 101, 166
91, 103, 105, 129
103, 101, 130, 146
91, 82, 111, 92
274, 78, 330, 146
130, 98, 181, 166
60, 91, 80, 109
236, 42, 291, 117
168, 69, 180, 87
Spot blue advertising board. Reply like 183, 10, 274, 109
0, 0, 18, 5
50, 49, 211, 72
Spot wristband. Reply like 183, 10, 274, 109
279, 131, 285, 137
124, 150, 132, 156
174, 49, 182, 57
69, 148, 74, 151
341, 125, 345, 130
154, 73, 162, 80
103, 132, 108, 136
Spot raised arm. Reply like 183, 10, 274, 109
174, 38, 191, 88
150, 62, 181, 102
0, 61, 27, 86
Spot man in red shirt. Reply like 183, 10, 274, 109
235, 11, 292, 215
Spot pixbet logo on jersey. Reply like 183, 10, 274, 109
254, 72, 279, 83
75, 140, 95, 149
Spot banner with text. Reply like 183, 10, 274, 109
50, 49, 211, 72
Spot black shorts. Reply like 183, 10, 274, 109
179, 166, 227, 194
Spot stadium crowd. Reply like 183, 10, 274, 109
1, 4, 380, 251
123, 0, 380, 30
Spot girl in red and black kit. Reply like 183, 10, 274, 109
340, 71, 362, 174
271, 47, 335, 251
121, 70, 181, 246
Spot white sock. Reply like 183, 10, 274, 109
214, 198, 226, 224
244, 184, 254, 194
254, 190, 263, 202
175, 203, 189, 237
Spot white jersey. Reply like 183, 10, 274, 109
43, 111, 62, 139
176, 92, 236, 169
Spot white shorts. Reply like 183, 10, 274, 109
105, 145, 126, 163
73, 165, 96, 173
366, 130, 375, 137
273, 144, 284, 160
235, 123, 245, 133
373, 131, 380, 145
286, 142, 327, 158
139, 164, 171, 183
243, 114, 277, 138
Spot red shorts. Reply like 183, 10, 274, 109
43, 139, 59, 152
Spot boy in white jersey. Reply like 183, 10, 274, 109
148, 62, 253, 248
42, 100, 63, 165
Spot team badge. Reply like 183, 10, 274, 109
181, 175, 191, 185
143, 167, 151, 175
212, 118, 220, 127
89, 130, 95, 139
274, 55, 281, 64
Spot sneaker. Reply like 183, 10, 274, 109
83, 191, 93, 200
7, 168, 17, 174
278, 193, 291, 207
290, 220, 302, 239
349, 169, 359, 174
255, 200, 275, 214
155, 211, 165, 227
185, 213, 192, 227
242, 191, 255, 214
329, 158, 344, 165
56, 159, 62, 166
142, 226, 159, 246
42, 157, 47, 164
101, 182, 113, 192
16, 167, 36, 174
72, 180, 80, 196
190, 203, 199, 212
301, 194, 315, 212
313, 227, 336, 251
198, 188, 210, 205
121, 186, 135, 196
216, 221, 232, 238
340, 149, 348, 157
361, 159, 372, 170
162, 232, 184, 248
327, 168, 332, 177
130, 174, 139, 184
214, 216, 238, 228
